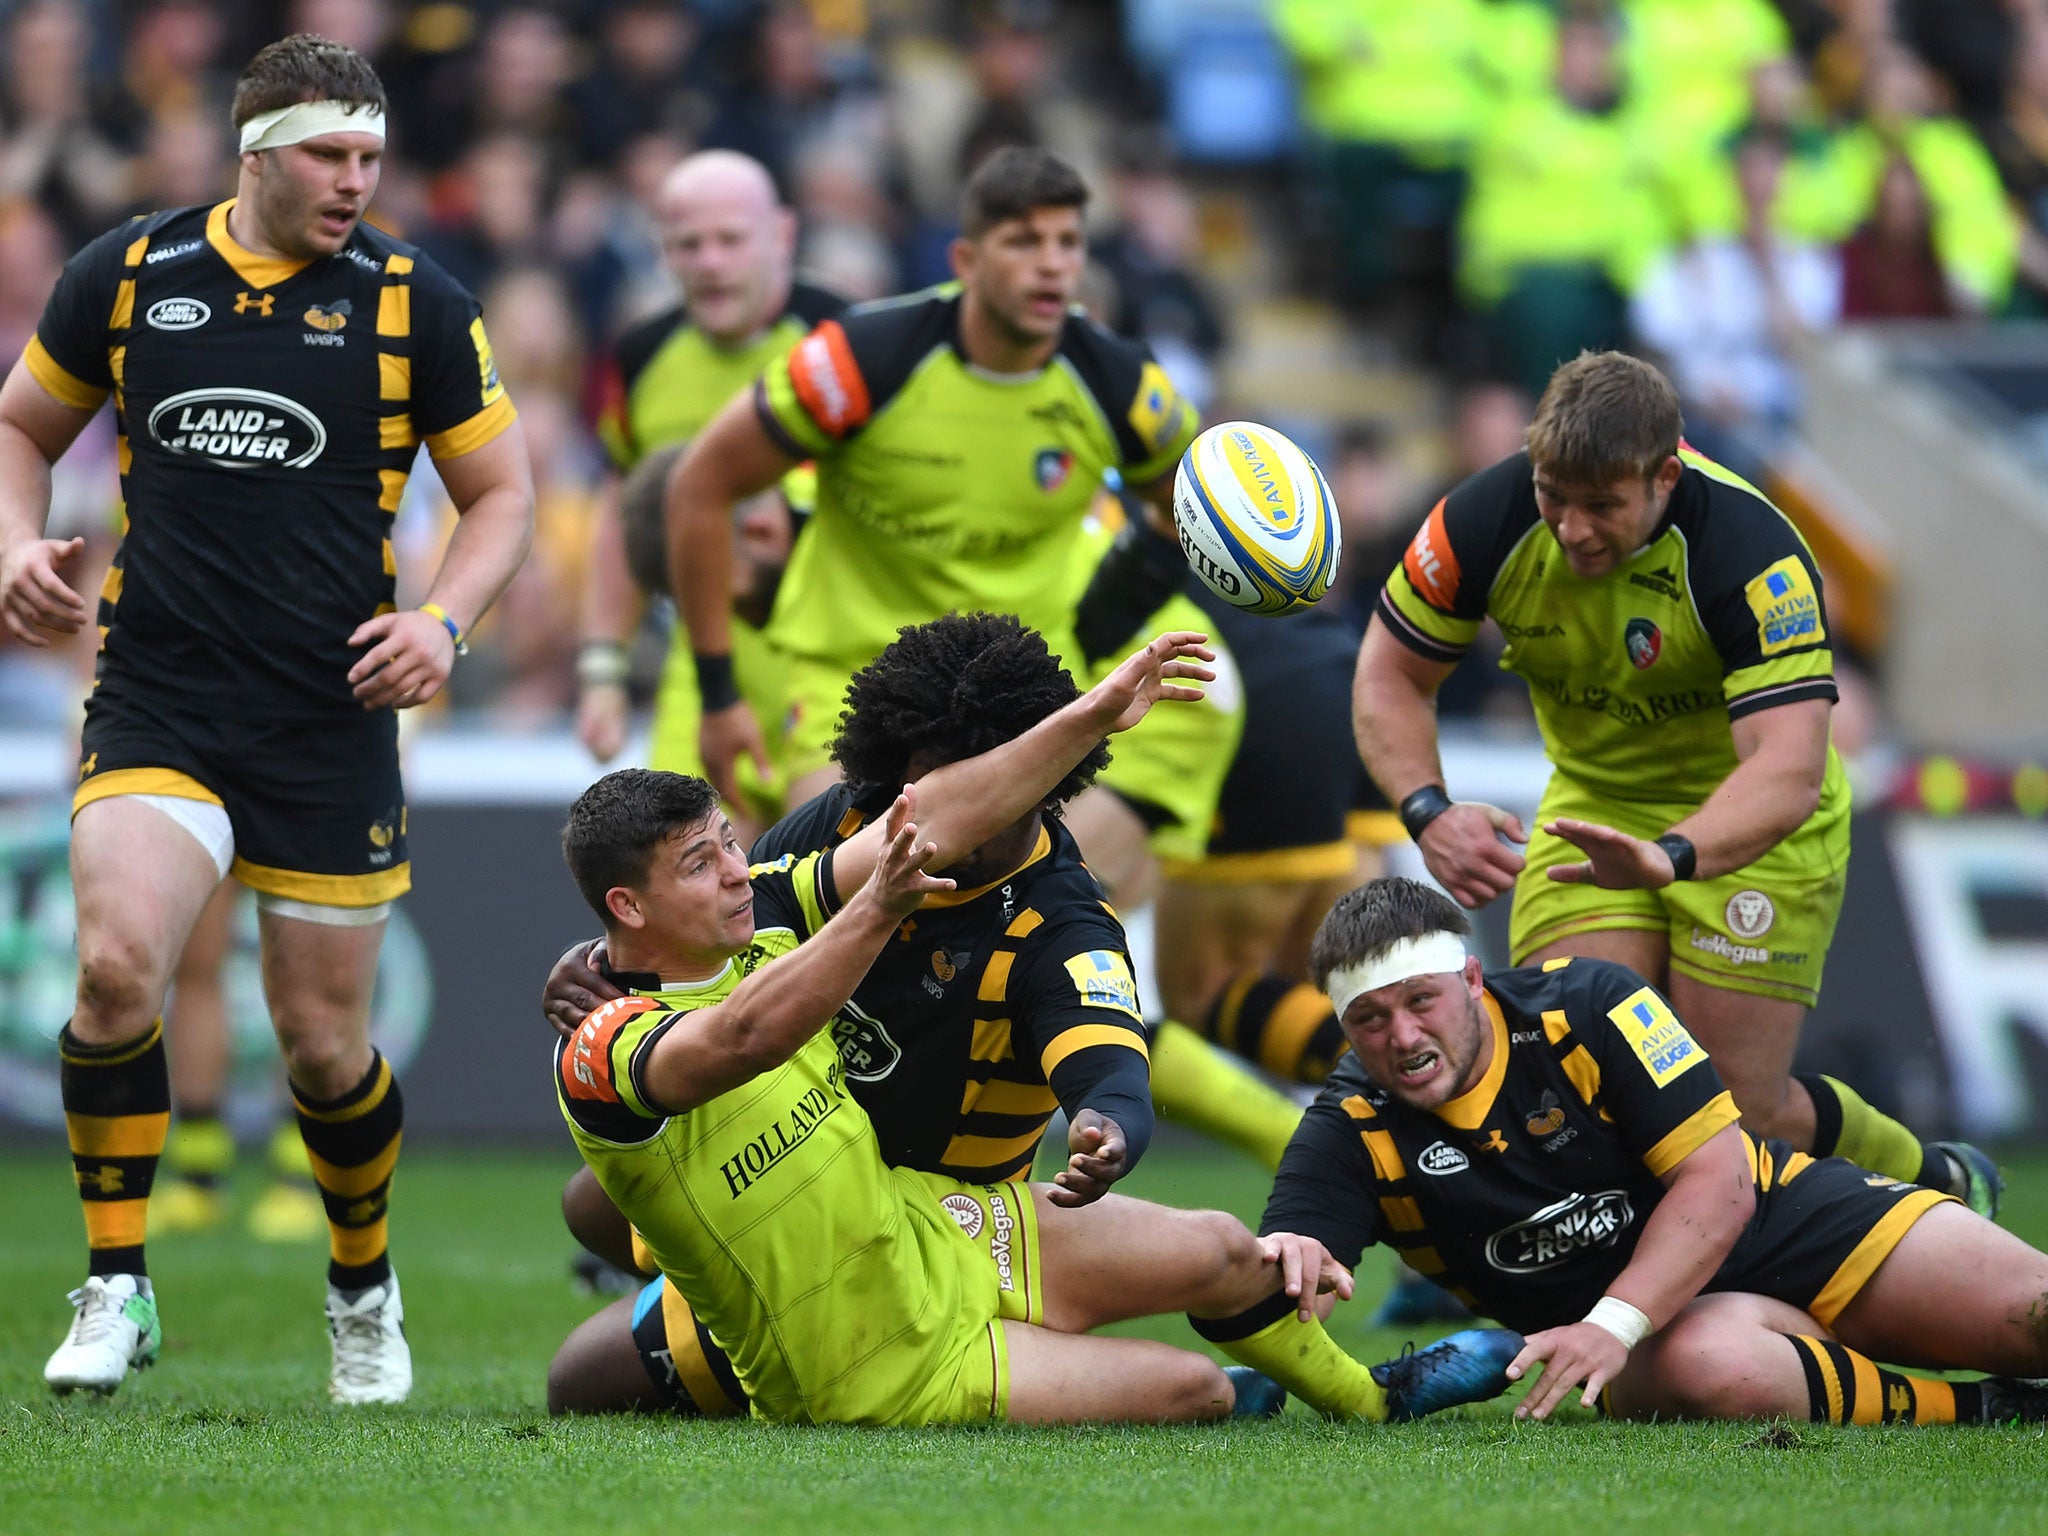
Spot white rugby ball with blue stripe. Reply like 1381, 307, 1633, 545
1172, 421, 1341, 615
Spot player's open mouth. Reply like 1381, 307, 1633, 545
1396, 1049, 1442, 1085
728, 898, 753, 922
319, 208, 357, 235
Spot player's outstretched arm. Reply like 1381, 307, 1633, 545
665, 391, 799, 799
638, 789, 951, 1113
1507, 1123, 1754, 1420
829, 631, 1215, 893
0, 361, 98, 646
574, 477, 640, 762
1355, 619, 1526, 908
350, 420, 537, 709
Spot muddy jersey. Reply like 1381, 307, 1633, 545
25, 200, 513, 718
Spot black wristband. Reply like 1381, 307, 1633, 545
1655, 833, 1698, 882
693, 651, 740, 711
1398, 785, 1454, 841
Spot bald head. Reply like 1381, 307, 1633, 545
657, 150, 796, 345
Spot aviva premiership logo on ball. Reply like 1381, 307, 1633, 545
1172, 421, 1341, 615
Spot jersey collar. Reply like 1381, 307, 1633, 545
207, 199, 314, 290
919, 824, 1053, 909
1432, 989, 1509, 1131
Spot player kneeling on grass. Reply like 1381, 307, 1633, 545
551, 636, 1515, 1425
1245, 876, 2048, 1425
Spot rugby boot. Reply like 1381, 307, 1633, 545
1224, 1366, 1288, 1419
1931, 1140, 2004, 1220
1977, 1377, 2048, 1423
1370, 1327, 1525, 1421
328, 1271, 412, 1404
45, 1274, 161, 1395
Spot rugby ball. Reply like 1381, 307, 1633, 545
1172, 421, 1341, 615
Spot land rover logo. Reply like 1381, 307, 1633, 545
828, 999, 901, 1082
1418, 1140, 1470, 1175
146, 387, 326, 468
1484, 1190, 1635, 1273
145, 297, 211, 331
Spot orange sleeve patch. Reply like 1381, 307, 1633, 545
787, 320, 871, 438
561, 995, 659, 1103
1401, 499, 1462, 611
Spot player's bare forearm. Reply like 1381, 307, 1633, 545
0, 362, 95, 548
665, 392, 793, 661
1603, 1124, 1753, 1328
424, 423, 537, 632
580, 479, 641, 643
1353, 618, 1454, 803
1666, 699, 1831, 880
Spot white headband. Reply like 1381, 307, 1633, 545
1324, 932, 1469, 1020
239, 101, 386, 154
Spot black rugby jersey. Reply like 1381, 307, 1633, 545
26, 200, 515, 719
1259, 958, 1741, 1332
750, 784, 1152, 1183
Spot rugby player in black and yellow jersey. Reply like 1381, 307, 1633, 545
573, 149, 841, 797
1355, 351, 1998, 1216
0, 36, 534, 1403
1229, 878, 2048, 1426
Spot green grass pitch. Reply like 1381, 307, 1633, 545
3, 1136, 2046, 1535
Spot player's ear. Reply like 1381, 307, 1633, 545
1652, 454, 1683, 497
604, 885, 645, 931
1462, 954, 1485, 997
948, 235, 976, 284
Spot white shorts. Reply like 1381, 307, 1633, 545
120, 794, 391, 927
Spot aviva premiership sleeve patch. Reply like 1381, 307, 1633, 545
1063, 950, 1142, 1021
1607, 987, 1704, 1087
1744, 556, 1825, 657
1127, 360, 1193, 458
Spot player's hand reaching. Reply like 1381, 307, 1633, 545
1505, 1321, 1630, 1420
348, 608, 456, 710
1256, 1232, 1355, 1321
542, 938, 622, 1040
1, 534, 86, 646
858, 785, 955, 919
1087, 630, 1217, 734
576, 684, 629, 763
700, 700, 772, 804
1543, 818, 1676, 890
1049, 1108, 1129, 1207
1417, 802, 1527, 909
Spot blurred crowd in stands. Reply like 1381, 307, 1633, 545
0, 0, 2038, 739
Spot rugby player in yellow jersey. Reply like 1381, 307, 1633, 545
1355, 351, 1999, 1214
1237, 877, 2048, 1427
574, 149, 841, 812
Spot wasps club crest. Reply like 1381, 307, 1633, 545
1624, 616, 1662, 669
303, 298, 351, 332
1034, 446, 1073, 493
1524, 1089, 1566, 1138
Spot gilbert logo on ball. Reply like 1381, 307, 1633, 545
1173, 421, 1341, 615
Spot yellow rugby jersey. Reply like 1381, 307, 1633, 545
555, 849, 991, 1424
1376, 447, 1849, 815
26, 201, 514, 718
752, 283, 1200, 670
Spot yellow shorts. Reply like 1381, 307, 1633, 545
1509, 774, 1850, 1006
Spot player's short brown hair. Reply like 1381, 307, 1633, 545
960, 146, 1089, 238
1524, 351, 1683, 485
562, 769, 722, 924
1308, 877, 1471, 990
231, 33, 388, 131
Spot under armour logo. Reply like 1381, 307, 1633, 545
76, 1164, 125, 1194
234, 291, 275, 316
79, 752, 97, 780
1478, 1129, 1509, 1154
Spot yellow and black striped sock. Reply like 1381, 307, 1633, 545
1190, 1291, 1387, 1420
60, 1018, 170, 1277
1206, 974, 1350, 1085
1797, 1073, 1951, 1188
165, 1109, 233, 1191
292, 1050, 403, 1291
1782, 1334, 1978, 1424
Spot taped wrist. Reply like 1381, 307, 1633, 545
1075, 513, 1189, 665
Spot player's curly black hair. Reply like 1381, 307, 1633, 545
830, 613, 1107, 814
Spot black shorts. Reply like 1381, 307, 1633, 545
73, 683, 409, 907
631, 1277, 746, 1417
1190, 599, 1370, 877
1708, 1142, 1956, 1328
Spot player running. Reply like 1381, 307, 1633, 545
575, 149, 841, 807
552, 639, 1518, 1425
1, 35, 534, 1401
1237, 877, 2048, 1426
1354, 350, 1997, 1214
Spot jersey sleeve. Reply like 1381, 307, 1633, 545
1008, 918, 1151, 1107
754, 293, 945, 458
745, 848, 836, 941
1056, 318, 1200, 485
557, 995, 678, 1133
1373, 453, 1533, 663
1682, 455, 1839, 721
405, 253, 518, 461
1569, 962, 1740, 1178
1257, 1082, 1381, 1269
23, 221, 138, 411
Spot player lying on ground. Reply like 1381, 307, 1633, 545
1354, 350, 1999, 1217
552, 642, 1517, 1425
1232, 876, 2048, 1425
